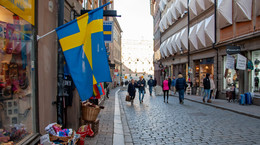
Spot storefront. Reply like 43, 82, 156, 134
251, 50, 260, 94
0, 1, 36, 144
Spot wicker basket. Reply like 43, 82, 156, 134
82, 105, 101, 122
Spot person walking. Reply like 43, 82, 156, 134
171, 76, 176, 95
168, 76, 172, 91
203, 73, 211, 103
210, 74, 215, 100
137, 76, 146, 103
176, 72, 186, 104
162, 77, 170, 103
148, 77, 154, 96
154, 78, 157, 86
128, 79, 137, 105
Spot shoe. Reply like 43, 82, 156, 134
207, 99, 212, 103
167, 101, 168, 103
164, 100, 165, 102
142, 100, 143, 103
203, 99, 205, 103
181, 100, 184, 104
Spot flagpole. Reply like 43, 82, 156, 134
37, 1, 113, 41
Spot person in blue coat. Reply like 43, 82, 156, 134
176, 73, 187, 104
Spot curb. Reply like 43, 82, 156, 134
183, 97, 260, 119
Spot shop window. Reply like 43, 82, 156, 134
0, 6, 35, 143
223, 55, 239, 90
252, 50, 260, 94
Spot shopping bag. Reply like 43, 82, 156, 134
125, 94, 131, 102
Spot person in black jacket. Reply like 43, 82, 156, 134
128, 79, 137, 104
137, 76, 146, 103
175, 73, 186, 104
203, 73, 211, 103
168, 76, 172, 90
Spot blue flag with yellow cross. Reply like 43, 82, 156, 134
55, 2, 112, 101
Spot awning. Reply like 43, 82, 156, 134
205, 14, 215, 44
196, 0, 206, 14
205, 0, 214, 9
167, 36, 174, 55
166, 8, 173, 26
218, 0, 232, 29
189, 24, 198, 50
159, 21, 164, 32
159, 0, 167, 12
169, 3, 178, 22
163, 39, 170, 57
175, 32, 182, 52
175, 0, 188, 15
162, 15, 168, 30
170, 34, 178, 53
180, 27, 188, 50
196, 20, 206, 47
235, 0, 252, 22
189, 0, 197, 18
160, 41, 166, 58
165, 38, 171, 57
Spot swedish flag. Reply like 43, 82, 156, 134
55, 2, 112, 101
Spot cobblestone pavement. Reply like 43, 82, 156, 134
85, 88, 117, 145
119, 89, 260, 145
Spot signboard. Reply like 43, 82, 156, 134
103, 21, 113, 43
226, 45, 241, 55
0, 0, 35, 25
226, 54, 235, 69
236, 54, 247, 70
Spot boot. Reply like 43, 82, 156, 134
207, 99, 212, 103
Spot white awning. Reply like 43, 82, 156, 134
235, 0, 252, 22
159, 0, 167, 12
180, 27, 188, 50
166, 36, 174, 55
196, 20, 206, 48
175, 0, 183, 16
165, 38, 171, 57
166, 9, 173, 26
196, 0, 206, 15
163, 39, 170, 57
256, 0, 260, 16
159, 21, 164, 32
160, 41, 166, 58
175, 32, 182, 52
205, 0, 214, 9
189, 0, 197, 18
189, 24, 198, 50
162, 15, 168, 30
170, 34, 178, 53
205, 14, 215, 44
169, 3, 179, 22
175, 0, 188, 15
218, 0, 232, 29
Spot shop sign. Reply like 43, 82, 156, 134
226, 45, 241, 55
226, 54, 235, 69
236, 54, 247, 70
0, 0, 35, 25
103, 21, 113, 43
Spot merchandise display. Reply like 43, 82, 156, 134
252, 50, 260, 93
0, 5, 34, 144
223, 55, 239, 90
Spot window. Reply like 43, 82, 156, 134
0, 5, 35, 143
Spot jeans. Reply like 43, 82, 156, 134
203, 89, 211, 100
163, 90, 169, 101
178, 89, 185, 102
149, 86, 153, 95
139, 90, 144, 102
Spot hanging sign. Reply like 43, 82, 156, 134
226, 45, 241, 55
0, 0, 35, 25
103, 21, 113, 43
236, 54, 247, 70
226, 54, 235, 69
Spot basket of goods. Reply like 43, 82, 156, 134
81, 102, 104, 122
45, 123, 79, 145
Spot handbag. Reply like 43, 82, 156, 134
125, 94, 131, 102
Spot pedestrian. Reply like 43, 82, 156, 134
171, 76, 176, 95
154, 78, 157, 86
176, 72, 186, 104
162, 77, 170, 103
210, 74, 215, 99
128, 79, 137, 105
148, 76, 154, 96
137, 76, 146, 103
168, 76, 172, 90
104, 82, 110, 99
203, 73, 211, 103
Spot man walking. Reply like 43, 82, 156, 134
203, 73, 211, 103
137, 76, 146, 103
148, 76, 154, 96
176, 72, 186, 104
171, 76, 176, 95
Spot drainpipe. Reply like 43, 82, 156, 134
187, 0, 190, 82
57, 0, 64, 126
213, 0, 219, 98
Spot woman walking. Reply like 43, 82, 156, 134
128, 79, 137, 104
162, 77, 170, 103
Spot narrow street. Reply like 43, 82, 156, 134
118, 88, 260, 145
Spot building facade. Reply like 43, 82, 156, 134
151, 0, 260, 99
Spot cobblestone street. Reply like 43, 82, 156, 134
119, 89, 260, 145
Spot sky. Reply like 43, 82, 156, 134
114, 0, 153, 41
